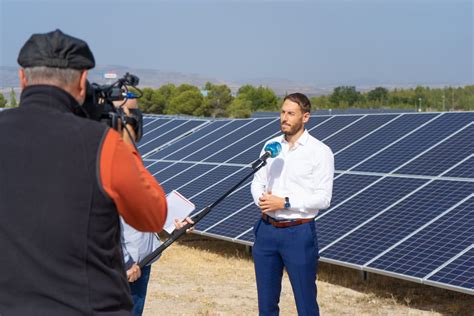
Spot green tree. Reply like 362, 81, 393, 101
236, 85, 278, 112
165, 85, 205, 116
367, 87, 389, 104
137, 84, 177, 114
0, 92, 7, 108
137, 88, 155, 113
310, 95, 332, 110
203, 82, 233, 117
150, 84, 176, 113
329, 86, 360, 106
174, 84, 197, 95
9, 88, 17, 107
457, 86, 474, 111
227, 98, 252, 118
308, 85, 473, 112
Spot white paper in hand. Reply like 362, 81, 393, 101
164, 190, 196, 234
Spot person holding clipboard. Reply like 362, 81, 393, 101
118, 98, 195, 316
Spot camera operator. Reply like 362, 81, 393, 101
0, 29, 167, 315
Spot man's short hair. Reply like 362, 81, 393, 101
23, 66, 82, 87
283, 93, 311, 113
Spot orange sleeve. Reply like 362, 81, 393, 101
99, 129, 167, 232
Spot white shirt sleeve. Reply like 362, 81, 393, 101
120, 217, 135, 269
290, 146, 334, 212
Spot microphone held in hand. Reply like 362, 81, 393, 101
252, 141, 282, 169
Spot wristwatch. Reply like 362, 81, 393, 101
284, 197, 291, 209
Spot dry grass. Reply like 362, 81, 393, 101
143, 236, 473, 315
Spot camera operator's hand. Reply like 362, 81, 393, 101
174, 217, 194, 233
121, 105, 138, 144
113, 99, 138, 145
126, 263, 141, 283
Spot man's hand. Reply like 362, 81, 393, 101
126, 263, 141, 283
121, 106, 138, 145
258, 192, 285, 213
174, 217, 195, 233
113, 99, 138, 145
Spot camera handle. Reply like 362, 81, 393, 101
138, 158, 267, 268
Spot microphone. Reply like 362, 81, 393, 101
252, 141, 282, 169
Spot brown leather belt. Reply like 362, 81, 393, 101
261, 213, 314, 228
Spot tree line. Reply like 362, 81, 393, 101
135, 82, 278, 118
317, 85, 474, 112
1, 84, 472, 116
135, 83, 473, 117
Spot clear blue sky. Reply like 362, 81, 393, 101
0, 0, 472, 86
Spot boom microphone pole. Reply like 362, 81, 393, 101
138, 141, 282, 268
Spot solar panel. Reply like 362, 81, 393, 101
445, 157, 474, 178
138, 119, 209, 156
352, 113, 474, 173
320, 181, 473, 265
310, 115, 362, 140
334, 113, 439, 169
317, 177, 428, 250
147, 120, 231, 160
425, 246, 474, 292
184, 119, 275, 162
205, 202, 259, 238
141, 112, 474, 295
158, 163, 216, 193
397, 125, 473, 176
322, 114, 398, 153
148, 120, 246, 160
367, 197, 473, 278
177, 165, 245, 198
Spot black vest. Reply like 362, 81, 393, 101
0, 85, 132, 315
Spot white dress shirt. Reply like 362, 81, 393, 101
120, 217, 162, 269
251, 129, 334, 220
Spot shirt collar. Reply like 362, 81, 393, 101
281, 129, 310, 147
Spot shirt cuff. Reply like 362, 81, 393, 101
124, 257, 135, 270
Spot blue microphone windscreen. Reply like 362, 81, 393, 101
126, 92, 137, 99
264, 142, 282, 158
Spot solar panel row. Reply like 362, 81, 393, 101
139, 112, 474, 294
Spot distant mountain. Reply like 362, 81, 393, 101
0, 65, 227, 93
1, 65, 469, 98
0, 65, 328, 96
88, 65, 227, 88
0, 66, 19, 89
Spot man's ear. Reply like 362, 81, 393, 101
77, 70, 88, 104
19, 68, 27, 89
79, 70, 88, 97
303, 111, 310, 124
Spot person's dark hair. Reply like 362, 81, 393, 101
283, 92, 311, 113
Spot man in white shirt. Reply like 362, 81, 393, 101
251, 92, 334, 316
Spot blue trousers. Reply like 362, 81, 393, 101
129, 265, 151, 316
253, 219, 319, 316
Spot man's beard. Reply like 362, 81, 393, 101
281, 121, 303, 136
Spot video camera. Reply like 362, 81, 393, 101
83, 72, 144, 142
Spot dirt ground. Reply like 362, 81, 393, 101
143, 236, 473, 315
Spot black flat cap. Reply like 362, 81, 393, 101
18, 29, 95, 70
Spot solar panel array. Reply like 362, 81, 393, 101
139, 112, 474, 295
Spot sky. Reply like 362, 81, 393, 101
0, 0, 472, 86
